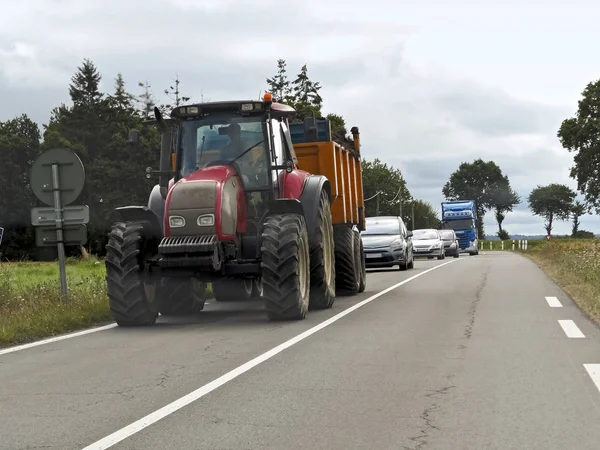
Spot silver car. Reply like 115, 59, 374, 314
361, 216, 414, 271
439, 229, 460, 258
411, 229, 445, 260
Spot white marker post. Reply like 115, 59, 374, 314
501, 240, 504, 250
512, 240, 515, 250
489, 241, 492, 250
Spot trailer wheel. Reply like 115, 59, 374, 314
261, 214, 310, 321
308, 190, 336, 310
105, 221, 160, 327
212, 278, 255, 302
159, 278, 206, 315
356, 232, 366, 293
334, 226, 360, 295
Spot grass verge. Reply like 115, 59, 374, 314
515, 239, 600, 324
0, 256, 111, 348
0, 256, 216, 348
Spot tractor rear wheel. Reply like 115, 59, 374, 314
308, 190, 336, 310
105, 221, 160, 327
334, 226, 360, 295
356, 232, 366, 293
212, 278, 257, 302
261, 213, 310, 321
159, 278, 206, 316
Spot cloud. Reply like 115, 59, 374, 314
0, 0, 598, 236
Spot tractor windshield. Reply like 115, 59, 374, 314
179, 114, 270, 190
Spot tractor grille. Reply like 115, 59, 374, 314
158, 235, 218, 255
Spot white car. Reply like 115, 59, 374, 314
411, 229, 445, 260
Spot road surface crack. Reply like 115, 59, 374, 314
404, 383, 455, 450
463, 265, 489, 340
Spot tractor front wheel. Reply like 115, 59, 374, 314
105, 221, 160, 327
261, 213, 310, 321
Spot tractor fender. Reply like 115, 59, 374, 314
298, 175, 331, 249
147, 184, 166, 234
114, 205, 163, 239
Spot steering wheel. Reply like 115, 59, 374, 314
204, 159, 233, 168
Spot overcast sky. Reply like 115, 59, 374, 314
1, 0, 599, 236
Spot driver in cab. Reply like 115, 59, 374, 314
221, 122, 247, 160
220, 123, 268, 188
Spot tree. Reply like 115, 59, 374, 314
361, 158, 411, 218
159, 75, 191, 115
266, 59, 292, 103
492, 175, 521, 237
290, 64, 323, 121
138, 80, 156, 120
527, 183, 576, 236
408, 200, 441, 230
557, 79, 600, 213
108, 73, 137, 114
571, 200, 588, 237
69, 59, 103, 110
0, 114, 41, 259
442, 159, 507, 239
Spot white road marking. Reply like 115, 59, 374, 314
584, 364, 600, 393
545, 296, 563, 307
81, 259, 461, 450
558, 320, 585, 338
0, 324, 118, 357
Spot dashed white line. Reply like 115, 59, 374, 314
545, 296, 562, 307
584, 364, 600, 393
0, 323, 118, 357
80, 258, 461, 450
558, 320, 585, 338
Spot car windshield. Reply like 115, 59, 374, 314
363, 220, 400, 235
179, 114, 269, 190
439, 230, 455, 240
442, 219, 473, 230
412, 230, 439, 240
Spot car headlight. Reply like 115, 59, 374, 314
390, 239, 402, 250
431, 243, 440, 249
169, 216, 185, 228
197, 214, 215, 226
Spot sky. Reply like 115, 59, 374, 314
1, 0, 599, 236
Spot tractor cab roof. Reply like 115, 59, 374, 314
170, 96, 295, 120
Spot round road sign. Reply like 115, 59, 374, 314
30, 148, 86, 207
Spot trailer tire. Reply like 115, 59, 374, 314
356, 232, 366, 293
334, 226, 360, 295
212, 278, 255, 302
308, 190, 336, 310
261, 214, 310, 321
105, 221, 160, 327
159, 278, 206, 315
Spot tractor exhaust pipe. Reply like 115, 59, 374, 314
154, 107, 174, 199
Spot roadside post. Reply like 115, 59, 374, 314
30, 148, 88, 300
501, 240, 504, 250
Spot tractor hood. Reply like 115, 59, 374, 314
164, 165, 244, 240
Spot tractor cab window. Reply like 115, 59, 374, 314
179, 114, 269, 190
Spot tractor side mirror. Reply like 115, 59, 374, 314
127, 129, 140, 147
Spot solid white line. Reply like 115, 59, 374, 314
81, 259, 461, 450
545, 296, 562, 307
584, 364, 600, 393
558, 320, 585, 338
0, 323, 118, 357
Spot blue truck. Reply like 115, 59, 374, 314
440, 200, 479, 256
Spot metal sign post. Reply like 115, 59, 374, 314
30, 148, 88, 301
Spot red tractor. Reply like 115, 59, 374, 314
105, 93, 366, 326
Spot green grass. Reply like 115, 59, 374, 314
0, 256, 215, 348
0, 256, 111, 347
515, 239, 600, 324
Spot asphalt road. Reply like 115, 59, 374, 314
3, 252, 600, 449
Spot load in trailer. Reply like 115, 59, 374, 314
440, 200, 479, 255
105, 93, 366, 326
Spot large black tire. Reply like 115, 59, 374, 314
308, 190, 336, 310
159, 278, 206, 315
212, 278, 259, 302
334, 226, 360, 295
356, 232, 366, 293
105, 221, 160, 327
261, 213, 310, 321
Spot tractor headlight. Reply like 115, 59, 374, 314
169, 216, 186, 228
197, 214, 215, 227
